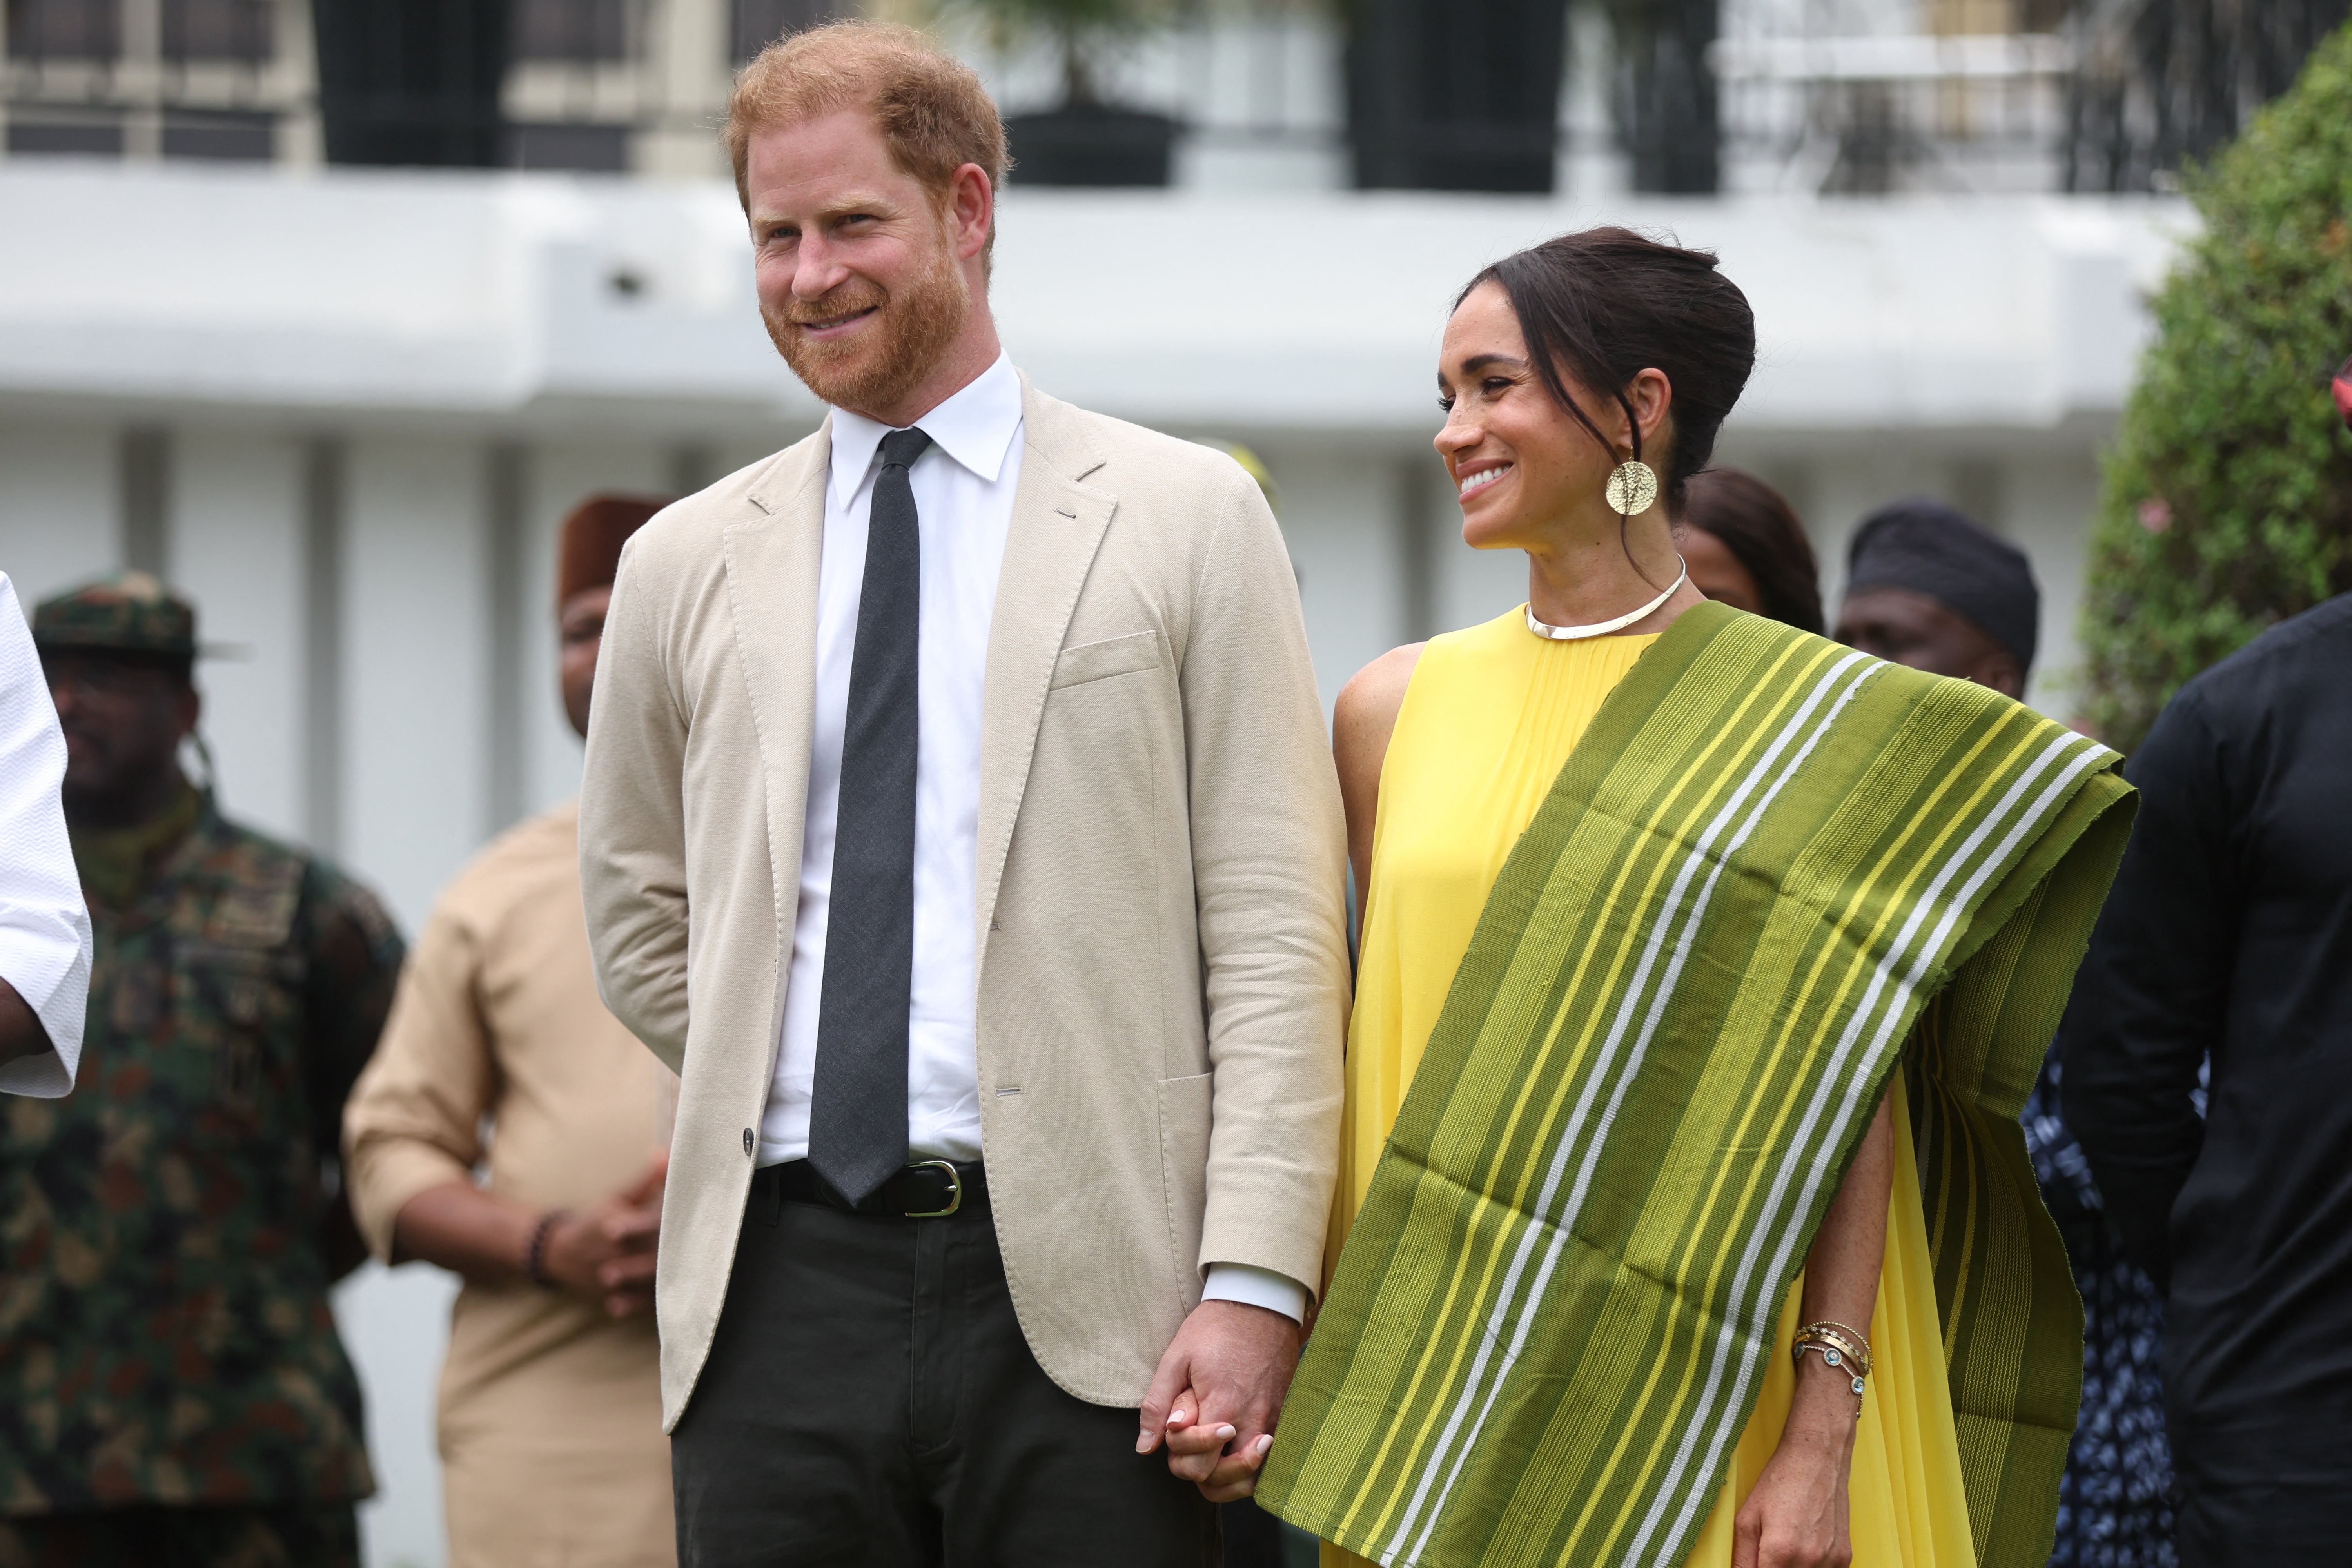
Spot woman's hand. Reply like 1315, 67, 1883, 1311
1731, 1373, 1856, 1568
1734, 1087, 1892, 1565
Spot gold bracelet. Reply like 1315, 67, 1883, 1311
1795, 1319, 1873, 1376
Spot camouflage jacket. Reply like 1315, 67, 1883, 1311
0, 798, 403, 1514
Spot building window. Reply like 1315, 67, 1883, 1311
162, 109, 274, 158
513, 0, 633, 62
509, 121, 629, 170
162, 0, 274, 63
6, 0, 121, 61
5, 114, 125, 154
730, 0, 840, 64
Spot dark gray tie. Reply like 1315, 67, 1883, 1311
808, 426, 932, 1205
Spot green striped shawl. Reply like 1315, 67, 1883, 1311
1260, 604, 2133, 1568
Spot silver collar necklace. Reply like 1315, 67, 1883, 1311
1524, 559, 1689, 641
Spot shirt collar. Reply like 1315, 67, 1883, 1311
827, 354, 1024, 512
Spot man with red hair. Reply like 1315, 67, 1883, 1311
581, 20, 1348, 1564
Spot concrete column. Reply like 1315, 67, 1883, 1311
1253, 439, 1418, 717
0, 425, 119, 608
301, 437, 345, 854
2003, 446, 2101, 721
340, 436, 491, 933
172, 430, 308, 841
119, 426, 169, 577
639, 0, 735, 180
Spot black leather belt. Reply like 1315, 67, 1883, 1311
761, 1158, 987, 1218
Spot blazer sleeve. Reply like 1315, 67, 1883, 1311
1180, 466, 1351, 1299
579, 537, 694, 1073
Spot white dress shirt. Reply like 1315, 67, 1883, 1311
0, 572, 91, 1097
757, 356, 1305, 1321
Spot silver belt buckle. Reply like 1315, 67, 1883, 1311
905, 1159, 962, 1218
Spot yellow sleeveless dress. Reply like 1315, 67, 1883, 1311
1322, 608, 1978, 1568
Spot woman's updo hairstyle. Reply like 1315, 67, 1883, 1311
1457, 227, 1756, 515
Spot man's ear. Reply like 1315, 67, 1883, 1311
175, 682, 203, 742
949, 163, 993, 263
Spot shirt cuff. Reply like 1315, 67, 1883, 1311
0, 925, 89, 1100
1202, 1261, 1308, 1323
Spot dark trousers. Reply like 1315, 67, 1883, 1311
672, 1165, 1220, 1567
2174, 1437, 2352, 1567
0, 1504, 359, 1568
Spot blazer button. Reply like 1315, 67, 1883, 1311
742, 1128, 755, 1156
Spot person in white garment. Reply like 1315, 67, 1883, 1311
0, 571, 91, 1096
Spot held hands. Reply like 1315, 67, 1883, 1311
1137, 1298, 1301, 1503
1730, 1359, 1859, 1568
537, 1151, 667, 1319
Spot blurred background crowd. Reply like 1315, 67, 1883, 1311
2, 0, 2349, 1564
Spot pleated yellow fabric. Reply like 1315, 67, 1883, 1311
1320, 608, 1977, 1568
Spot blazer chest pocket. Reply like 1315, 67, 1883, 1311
1049, 630, 1165, 691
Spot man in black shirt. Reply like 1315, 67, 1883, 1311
2064, 590, 2352, 1565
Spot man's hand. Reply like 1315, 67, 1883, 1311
540, 1151, 667, 1318
1137, 1298, 1301, 1502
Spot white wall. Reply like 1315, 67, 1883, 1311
0, 423, 116, 606
172, 431, 309, 841
340, 439, 493, 932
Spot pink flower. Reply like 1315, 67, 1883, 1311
2137, 497, 2173, 534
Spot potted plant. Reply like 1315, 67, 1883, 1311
954, 0, 1183, 186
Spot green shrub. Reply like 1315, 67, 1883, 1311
2077, 19, 2352, 751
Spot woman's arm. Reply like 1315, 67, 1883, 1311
1732, 1090, 1895, 1568
1332, 643, 1425, 947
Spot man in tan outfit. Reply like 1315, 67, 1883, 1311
577, 20, 1348, 1566
347, 495, 678, 1568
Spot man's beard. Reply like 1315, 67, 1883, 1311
763, 238, 970, 416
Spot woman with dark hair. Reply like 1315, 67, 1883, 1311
1254, 229, 2133, 1568
1680, 467, 1825, 634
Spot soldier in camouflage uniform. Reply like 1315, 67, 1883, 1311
0, 573, 403, 1568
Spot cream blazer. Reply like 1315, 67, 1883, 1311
579, 376, 1349, 1427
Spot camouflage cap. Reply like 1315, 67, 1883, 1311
32, 571, 198, 660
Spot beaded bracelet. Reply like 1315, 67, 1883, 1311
1793, 1339, 1869, 1397
1792, 1322, 1873, 1400
525, 1209, 568, 1289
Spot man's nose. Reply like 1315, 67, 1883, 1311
791, 238, 849, 300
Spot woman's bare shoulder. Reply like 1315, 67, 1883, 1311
1334, 643, 1427, 772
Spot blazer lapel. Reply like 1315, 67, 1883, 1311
721, 419, 831, 1073
975, 381, 1114, 965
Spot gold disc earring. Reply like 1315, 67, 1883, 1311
1606, 459, 1659, 519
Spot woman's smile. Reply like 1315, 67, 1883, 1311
1455, 460, 1514, 501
